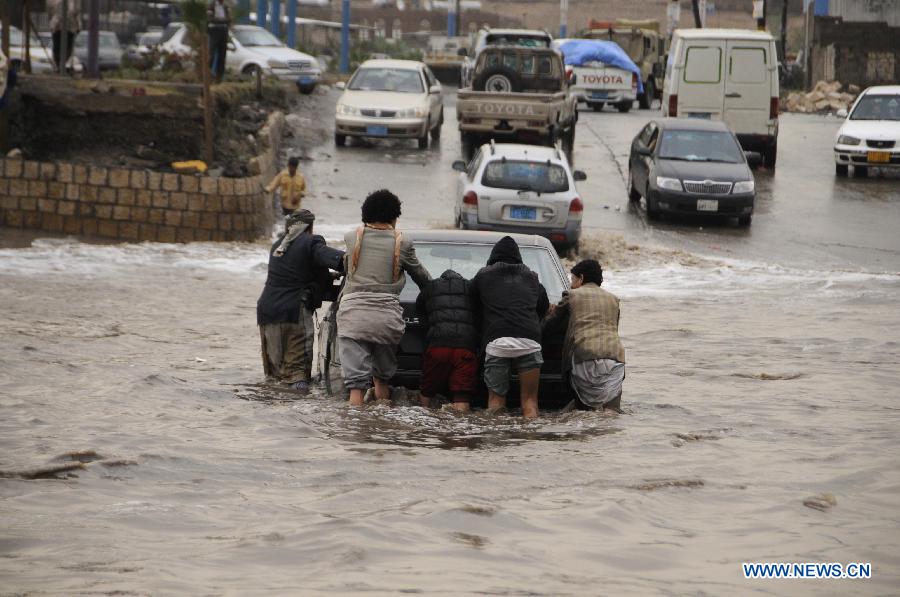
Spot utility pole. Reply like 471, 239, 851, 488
559, 0, 568, 38
754, 0, 767, 31
87, 0, 100, 78
447, 0, 457, 37
780, 0, 789, 63
691, 0, 703, 28
339, 0, 349, 74
256, 0, 266, 28
271, 0, 280, 37
286, 0, 296, 48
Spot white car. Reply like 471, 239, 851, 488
0, 25, 58, 73
157, 23, 321, 92
451, 142, 586, 251
126, 30, 162, 63
833, 85, 900, 177
334, 59, 444, 149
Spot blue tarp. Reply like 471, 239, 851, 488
558, 39, 643, 94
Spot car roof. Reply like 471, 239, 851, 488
861, 85, 900, 95
359, 59, 424, 69
476, 143, 564, 161
674, 28, 774, 42
402, 229, 557, 250
484, 28, 552, 38
654, 118, 733, 132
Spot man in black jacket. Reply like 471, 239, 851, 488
415, 270, 479, 412
257, 210, 343, 394
472, 236, 549, 418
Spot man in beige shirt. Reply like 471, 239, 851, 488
265, 157, 307, 216
48, 0, 82, 72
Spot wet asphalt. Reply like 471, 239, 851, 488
298, 89, 899, 273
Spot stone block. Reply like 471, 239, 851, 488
117, 188, 136, 206
162, 173, 180, 192
200, 212, 218, 230
204, 196, 222, 212
113, 206, 132, 221
109, 168, 131, 188
23, 161, 40, 180
19, 197, 37, 211
211, 230, 227, 241
138, 224, 158, 241
23, 212, 42, 228
78, 203, 95, 217
98, 220, 119, 238
136, 189, 153, 207
66, 184, 80, 200
82, 219, 99, 236
1, 196, 18, 210
80, 186, 99, 202
148, 209, 165, 224
194, 229, 212, 241
74, 165, 88, 184
176, 228, 196, 243
218, 214, 232, 231
219, 178, 235, 195
181, 211, 200, 228
40, 163, 57, 181
47, 182, 66, 199
63, 217, 82, 234
157, 226, 177, 243
29, 180, 48, 197
119, 223, 140, 241
147, 171, 162, 191
58, 201, 76, 216
98, 188, 118, 204
88, 166, 108, 186
169, 192, 188, 210
58, 163, 74, 183
44, 213, 64, 232
200, 177, 218, 195
233, 178, 247, 195
95, 205, 113, 219
130, 170, 148, 189
222, 196, 236, 212
131, 207, 149, 222
152, 191, 170, 208
5, 159, 23, 178
5, 210, 23, 227
0, 180, 7, 195
181, 176, 199, 193
188, 194, 205, 211
164, 210, 182, 227
38, 199, 58, 213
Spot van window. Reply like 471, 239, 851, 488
684, 46, 721, 83
730, 47, 767, 83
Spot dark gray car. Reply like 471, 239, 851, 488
74, 31, 123, 71
627, 118, 760, 225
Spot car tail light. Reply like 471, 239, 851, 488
550, 233, 567, 243
770, 97, 779, 119
569, 197, 583, 213
632, 73, 638, 90
668, 94, 678, 117
463, 191, 478, 206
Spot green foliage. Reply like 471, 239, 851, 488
180, 0, 208, 33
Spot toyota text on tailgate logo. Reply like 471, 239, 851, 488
583, 74, 624, 85
471, 103, 537, 116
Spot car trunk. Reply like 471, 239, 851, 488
476, 187, 571, 228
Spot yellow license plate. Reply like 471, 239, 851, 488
867, 151, 890, 163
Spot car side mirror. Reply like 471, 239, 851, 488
744, 151, 762, 168
452, 160, 467, 172
429, 84, 441, 94
573, 170, 587, 181
457, 47, 468, 57
637, 145, 653, 156
335, 81, 346, 90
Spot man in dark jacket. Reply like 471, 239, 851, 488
415, 270, 479, 411
471, 236, 549, 418
257, 209, 343, 394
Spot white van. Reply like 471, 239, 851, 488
662, 29, 779, 168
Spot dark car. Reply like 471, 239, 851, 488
627, 118, 760, 225
317, 230, 574, 409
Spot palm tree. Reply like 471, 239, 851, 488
180, 0, 215, 165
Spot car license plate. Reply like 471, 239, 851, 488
868, 151, 890, 163
687, 112, 712, 119
697, 199, 718, 212
510, 206, 537, 220
591, 91, 608, 99
366, 125, 388, 137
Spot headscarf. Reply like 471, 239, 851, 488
486, 236, 523, 266
273, 209, 315, 257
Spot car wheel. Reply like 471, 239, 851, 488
738, 214, 752, 226
335, 133, 346, 147
461, 133, 476, 161
646, 188, 660, 220
563, 127, 575, 164
418, 122, 430, 149
853, 165, 868, 177
616, 101, 632, 113
431, 112, 442, 141
297, 84, 315, 95
627, 171, 641, 201
592, 102, 605, 112
638, 79, 655, 109
835, 163, 849, 177
764, 141, 777, 170
241, 64, 261, 79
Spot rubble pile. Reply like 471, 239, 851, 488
784, 80, 860, 114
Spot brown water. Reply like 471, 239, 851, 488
2, 237, 899, 595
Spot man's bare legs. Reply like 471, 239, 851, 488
518, 368, 540, 419
487, 391, 506, 413
452, 393, 471, 413
349, 388, 365, 407
373, 377, 391, 404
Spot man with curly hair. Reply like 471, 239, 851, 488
336, 190, 431, 407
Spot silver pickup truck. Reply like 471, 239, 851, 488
457, 47, 578, 161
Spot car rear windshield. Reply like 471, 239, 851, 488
850, 95, 900, 121
657, 130, 744, 163
349, 68, 423, 93
485, 34, 551, 48
482, 160, 569, 193
398, 242, 567, 303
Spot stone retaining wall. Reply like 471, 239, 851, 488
0, 112, 285, 243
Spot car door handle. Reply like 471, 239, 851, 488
725, 92, 742, 98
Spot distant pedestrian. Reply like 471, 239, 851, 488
48, 0, 81, 73
265, 157, 307, 219
257, 209, 344, 394
337, 190, 431, 407
543, 259, 625, 411
415, 270, 479, 411
472, 236, 549, 418
207, 0, 231, 83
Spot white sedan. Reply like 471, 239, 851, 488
834, 85, 900, 177
334, 59, 444, 149
451, 142, 586, 252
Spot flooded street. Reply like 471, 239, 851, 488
2, 91, 900, 595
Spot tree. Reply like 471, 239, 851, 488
691, 0, 703, 28
180, 0, 215, 166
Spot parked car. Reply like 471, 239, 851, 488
456, 46, 578, 161
452, 142, 585, 252
553, 38, 639, 112
74, 30, 123, 70
317, 230, 574, 410
334, 59, 444, 149
833, 85, 900, 178
628, 118, 759, 225
0, 25, 57, 73
662, 28, 780, 169
126, 30, 162, 63
460, 28, 553, 87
